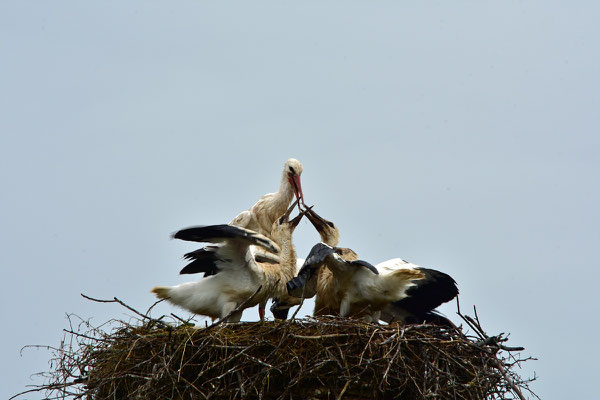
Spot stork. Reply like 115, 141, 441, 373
287, 207, 458, 324
288, 242, 425, 321
230, 158, 304, 240
151, 202, 304, 322
175, 158, 304, 319
376, 258, 458, 326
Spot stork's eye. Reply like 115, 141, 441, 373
279, 216, 285, 224
288, 166, 295, 174
326, 221, 335, 228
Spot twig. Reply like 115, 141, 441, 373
290, 333, 354, 340
170, 313, 191, 325
145, 298, 166, 315
289, 296, 305, 321
336, 379, 351, 400
80, 294, 169, 328
493, 358, 528, 400
456, 301, 529, 399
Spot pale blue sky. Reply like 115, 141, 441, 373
2, 2, 599, 399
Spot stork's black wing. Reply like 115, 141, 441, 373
392, 268, 458, 317
287, 242, 336, 298
179, 246, 221, 276
173, 224, 279, 253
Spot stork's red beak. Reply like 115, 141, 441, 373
289, 174, 304, 205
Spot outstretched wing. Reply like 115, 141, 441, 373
287, 243, 336, 298
287, 243, 378, 298
174, 224, 279, 254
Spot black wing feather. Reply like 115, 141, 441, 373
286, 242, 335, 298
179, 247, 222, 276
393, 268, 458, 316
173, 224, 278, 253
348, 259, 379, 274
403, 310, 456, 328
174, 225, 249, 242
296, 243, 336, 276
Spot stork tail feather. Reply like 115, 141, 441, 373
151, 286, 171, 300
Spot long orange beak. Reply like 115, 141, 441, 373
288, 174, 304, 205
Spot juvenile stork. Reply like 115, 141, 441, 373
151, 203, 304, 322
288, 208, 458, 324
376, 258, 458, 326
230, 158, 304, 240
288, 242, 425, 321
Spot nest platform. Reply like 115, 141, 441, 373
19, 309, 537, 400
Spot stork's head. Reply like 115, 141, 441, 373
271, 199, 305, 241
304, 207, 340, 246
284, 158, 304, 204
334, 247, 359, 261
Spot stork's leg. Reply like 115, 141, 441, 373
258, 300, 267, 321
221, 301, 242, 323
339, 298, 351, 318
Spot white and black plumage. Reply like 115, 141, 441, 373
376, 259, 458, 326
151, 225, 279, 322
179, 245, 280, 277
288, 242, 424, 321
288, 208, 459, 324
151, 203, 304, 322
178, 159, 304, 277
229, 158, 304, 240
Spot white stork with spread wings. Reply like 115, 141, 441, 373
152, 203, 305, 322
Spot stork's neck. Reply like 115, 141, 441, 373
319, 230, 340, 247
276, 173, 295, 204
275, 234, 297, 280
258, 231, 298, 301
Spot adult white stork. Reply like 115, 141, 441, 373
229, 158, 304, 240
288, 208, 459, 324
178, 158, 304, 318
151, 203, 305, 322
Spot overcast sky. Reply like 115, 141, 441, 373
2, 2, 599, 399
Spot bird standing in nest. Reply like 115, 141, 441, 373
152, 202, 306, 322
287, 207, 458, 324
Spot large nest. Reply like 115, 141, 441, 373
14, 297, 537, 400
